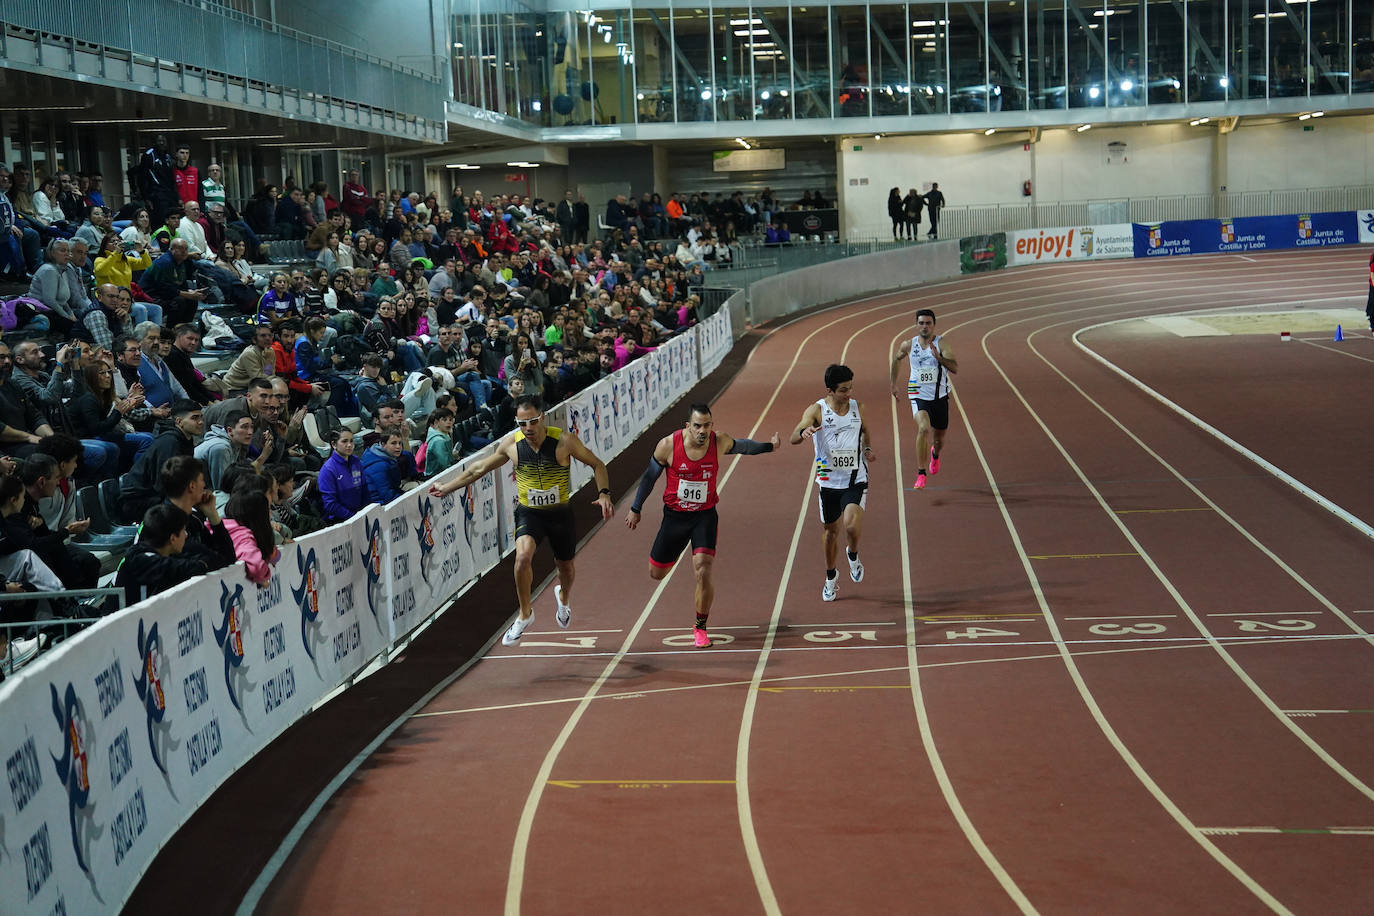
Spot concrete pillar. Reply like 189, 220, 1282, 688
1211, 127, 1228, 219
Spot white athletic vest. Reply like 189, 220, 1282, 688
813, 398, 867, 489
907, 334, 949, 400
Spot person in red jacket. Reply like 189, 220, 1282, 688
341, 170, 369, 224
272, 319, 319, 410
172, 143, 200, 206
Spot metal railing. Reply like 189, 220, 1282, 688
2, 0, 446, 122
0, 587, 123, 675
845, 185, 1374, 241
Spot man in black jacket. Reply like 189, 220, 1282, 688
164, 324, 221, 405
119, 401, 203, 523
115, 504, 208, 608
159, 456, 234, 570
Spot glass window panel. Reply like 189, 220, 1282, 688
790, 6, 834, 118
716, 7, 754, 121
1266, 0, 1308, 96
550, 12, 594, 125
754, 7, 795, 120
479, 13, 504, 114
1357, 15, 1374, 94
1066, 0, 1109, 110
513, 10, 551, 125
871, 5, 911, 116
911, 3, 950, 112
988, 0, 1029, 111
590, 9, 635, 124
633, 8, 675, 123
1225, 0, 1264, 100
831, 5, 871, 117
1309, 0, 1348, 96
1187, 0, 1229, 101
671, 5, 715, 122
502, 13, 521, 119
1103, 0, 1145, 107
1027, 0, 1066, 109
1145, 0, 1187, 102
948, 2, 989, 112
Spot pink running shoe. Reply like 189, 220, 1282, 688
914, 472, 927, 490
693, 627, 712, 648
930, 452, 940, 475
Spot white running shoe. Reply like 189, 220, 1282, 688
2, 635, 40, 670
848, 555, 864, 583
502, 614, 533, 646
554, 585, 572, 629
822, 577, 838, 602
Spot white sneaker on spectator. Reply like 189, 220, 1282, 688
3, 636, 41, 670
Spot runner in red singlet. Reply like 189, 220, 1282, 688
626, 403, 780, 647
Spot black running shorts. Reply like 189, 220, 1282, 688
649, 506, 719, 568
514, 504, 578, 562
910, 395, 950, 430
817, 482, 867, 525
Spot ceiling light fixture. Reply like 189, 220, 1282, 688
1076, 123, 1092, 132
70, 117, 171, 125
984, 128, 996, 135
735, 137, 751, 148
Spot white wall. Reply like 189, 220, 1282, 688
1225, 116, 1374, 191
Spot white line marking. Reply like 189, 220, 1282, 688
889, 333, 1038, 914
957, 357, 1293, 912
524, 629, 623, 635
779, 621, 899, 627
1206, 611, 1321, 617
1064, 615, 1177, 621
1298, 338, 1374, 363
1072, 306, 1374, 541
648, 625, 760, 631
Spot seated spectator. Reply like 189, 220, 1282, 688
256, 272, 301, 327
274, 187, 309, 240
361, 425, 412, 504
502, 332, 545, 399
271, 320, 317, 410
424, 407, 458, 476
265, 462, 322, 538
222, 324, 275, 393
158, 455, 235, 570
119, 207, 154, 251
119, 400, 203, 523
348, 355, 392, 428
294, 317, 355, 415
32, 434, 80, 533
202, 377, 278, 454
223, 483, 280, 586
135, 321, 190, 409
68, 362, 154, 472
115, 503, 209, 607
93, 231, 152, 290
0, 342, 55, 462
764, 221, 791, 246
30, 177, 72, 235
140, 238, 206, 324
195, 410, 267, 490
0, 478, 74, 625
73, 205, 111, 251
318, 429, 369, 524
11, 454, 98, 589
164, 323, 222, 405
0, 166, 42, 279
26, 239, 85, 335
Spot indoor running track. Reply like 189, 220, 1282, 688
253, 246, 1374, 915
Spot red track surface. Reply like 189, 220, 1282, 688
256, 247, 1374, 914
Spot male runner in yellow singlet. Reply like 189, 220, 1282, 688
430, 396, 614, 646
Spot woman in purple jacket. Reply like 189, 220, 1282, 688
317, 428, 369, 523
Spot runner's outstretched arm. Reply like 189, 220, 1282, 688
428, 447, 510, 497
626, 436, 673, 530
891, 340, 911, 397
721, 432, 780, 455
564, 432, 615, 518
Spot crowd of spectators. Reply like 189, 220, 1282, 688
0, 136, 755, 673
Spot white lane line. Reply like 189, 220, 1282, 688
1298, 338, 1374, 363
1206, 611, 1322, 617
507, 293, 914, 914
957, 363, 1292, 913
1064, 615, 1177, 621
1070, 301, 1374, 542
1004, 323, 1374, 805
888, 332, 1038, 914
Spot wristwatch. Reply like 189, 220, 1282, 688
599, 487, 611, 495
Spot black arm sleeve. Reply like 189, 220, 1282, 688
726, 437, 773, 455
631, 458, 665, 513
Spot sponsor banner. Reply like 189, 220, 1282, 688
697, 307, 734, 377
1006, 224, 1135, 265
960, 232, 1008, 273
1133, 211, 1360, 258
0, 292, 735, 915
1358, 210, 1374, 244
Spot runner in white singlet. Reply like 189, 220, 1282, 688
891, 308, 958, 490
791, 364, 873, 602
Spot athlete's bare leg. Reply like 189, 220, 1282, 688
914, 410, 933, 472
692, 552, 715, 622
822, 519, 842, 569
649, 562, 670, 581
513, 535, 538, 619
843, 503, 863, 554
555, 558, 575, 605
931, 427, 947, 461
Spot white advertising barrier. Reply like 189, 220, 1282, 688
697, 307, 734, 378
0, 317, 732, 915
1006, 223, 1135, 266
1358, 210, 1374, 244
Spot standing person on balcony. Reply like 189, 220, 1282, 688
902, 188, 924, 240
887, 188, 905, 241
923, 183, 945, 240
173, 143, 200, 207
341, 170, 370, 225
